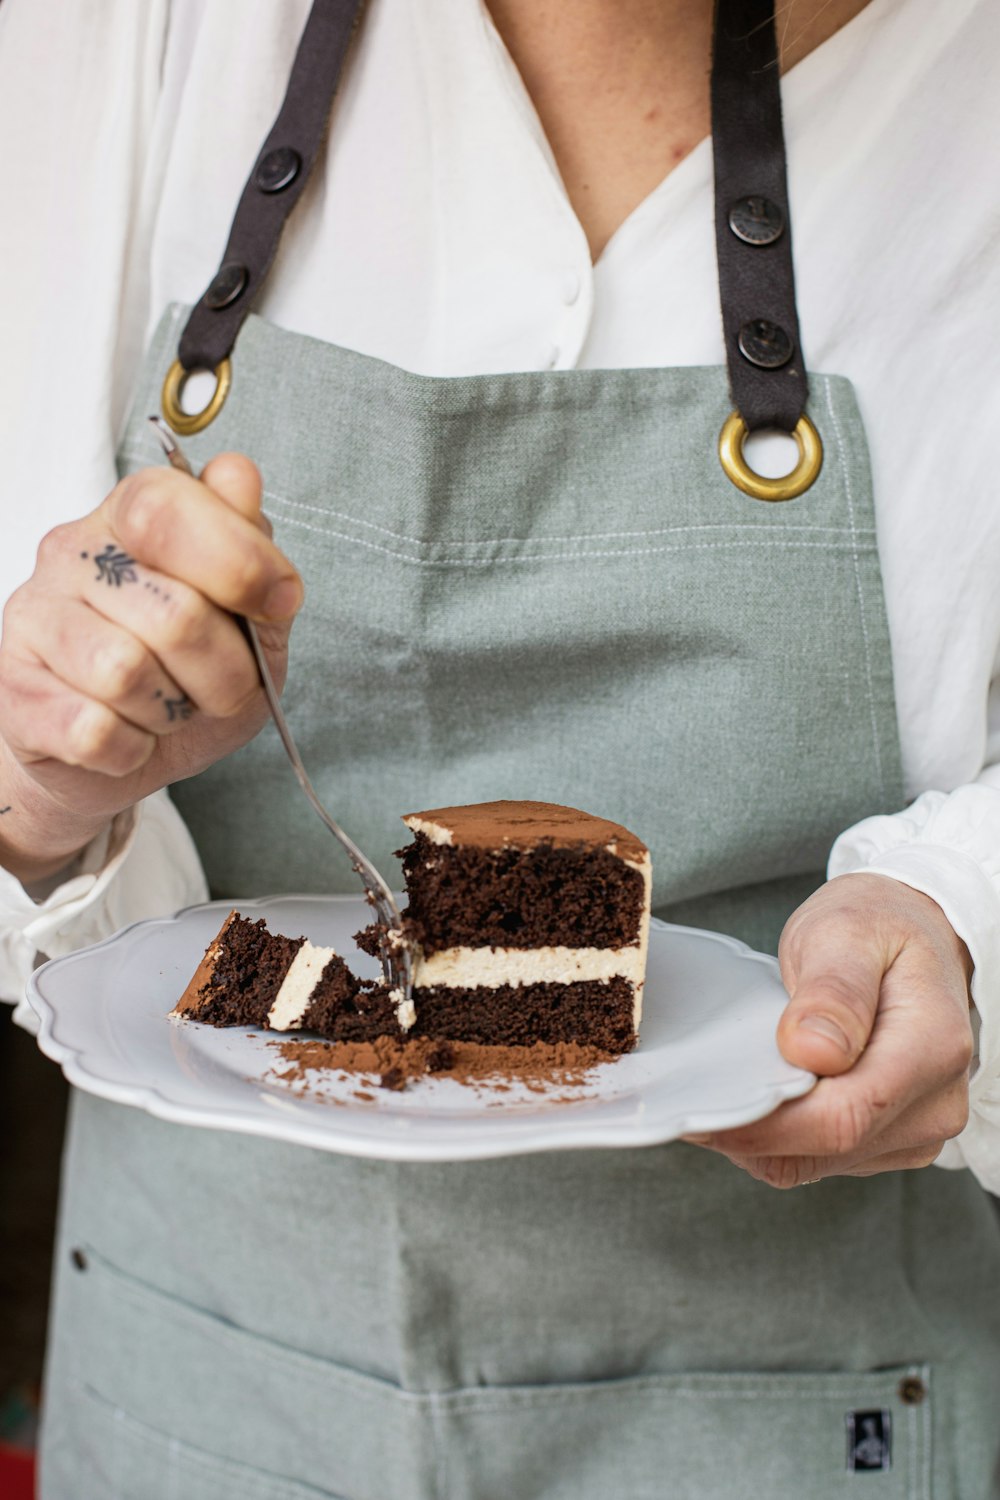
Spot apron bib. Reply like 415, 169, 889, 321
39, 3, 1000, 1496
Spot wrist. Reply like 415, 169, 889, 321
0, 743, 117, 883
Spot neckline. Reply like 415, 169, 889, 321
476, 0, 891, 269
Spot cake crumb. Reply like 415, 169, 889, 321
267, 1035, 615, 1096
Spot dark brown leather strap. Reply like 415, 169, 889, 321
178, 0, 366, 372
711, 0, 807, 432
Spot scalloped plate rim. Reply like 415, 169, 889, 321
25, 894, 816, 1162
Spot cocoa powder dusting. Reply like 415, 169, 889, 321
268, 1034, 615, 1097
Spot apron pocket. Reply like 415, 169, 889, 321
432, 1365, 933, 1500
49, 1243, 939, 1500
44, 1242, 432, 1500
74, 1386, 350, 1500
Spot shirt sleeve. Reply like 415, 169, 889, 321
829, 777, 1000, 1193
6, 789, 209, 1031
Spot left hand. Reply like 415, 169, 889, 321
682, 873, 975, 1186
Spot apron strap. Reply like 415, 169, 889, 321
711, 0, 808, 433
176, 0, 366, 376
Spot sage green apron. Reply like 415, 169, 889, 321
38, 304, 1000, 1498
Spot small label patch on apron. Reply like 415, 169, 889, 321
846, 1409, 892, 1472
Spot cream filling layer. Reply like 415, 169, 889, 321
413, 944, 645, 989
267, 942, 336, 1031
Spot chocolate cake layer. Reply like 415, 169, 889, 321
398, 835, 646, 954
183, 915, 303, 1027
409, 978, 637, 1053
300, 968, 400, 1043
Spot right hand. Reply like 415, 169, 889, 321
0, 453, 303, 881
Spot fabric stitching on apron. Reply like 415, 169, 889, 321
823, 378, 888, 800
247, 512, 879, 567
246, 496, 876, 545
84, 1386, 344, 1500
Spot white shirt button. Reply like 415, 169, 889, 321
561, 270, 581, 305
546, 347, 560, 369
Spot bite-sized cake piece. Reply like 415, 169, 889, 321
362, 800, 651, 1055
173, 911, 402, 1041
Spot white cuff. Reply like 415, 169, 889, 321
3, 788, 208, 1029
830, 786, 1000, 1194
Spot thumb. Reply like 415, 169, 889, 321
199, 452, 269, 533
777, 937, 883, 1076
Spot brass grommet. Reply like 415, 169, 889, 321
718, 410, 823, 502
161, 357, 232, 436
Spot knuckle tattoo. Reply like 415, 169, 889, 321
83, 543, 139, 588
151, 688, 194, 724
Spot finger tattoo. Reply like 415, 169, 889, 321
81, 544, 138, 587
152, 689, 194, 723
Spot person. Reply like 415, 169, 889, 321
1, 0, 999, 1494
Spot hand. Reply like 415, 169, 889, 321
682, 873, 975, 1186
0, 454, 303, 882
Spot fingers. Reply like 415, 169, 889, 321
25, 596, 196, 736
198, 453, 267, 528
103, 465, 301, 622
685, 1067, 970, 1180
0, 650, 155, 778
777, 908, 889, 1077
711, 1139, 949, 1190
17, 545, 271, 723
76, 552, 267, 718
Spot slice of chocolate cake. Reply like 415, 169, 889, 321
362, 800, 651, 1055
173, 911, 401, 1041
175, 802, 650, 1061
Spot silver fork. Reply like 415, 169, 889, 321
147, 416, 412, 1007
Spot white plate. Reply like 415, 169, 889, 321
26, 895, 814, 1162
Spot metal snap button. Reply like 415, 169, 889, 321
898, 1376, 927, 1406
70, 1247, 88, 1272
738, 319, 793, 369
254, 146, 302, 194
204, 261, 249, 310
728, 195, 785, 245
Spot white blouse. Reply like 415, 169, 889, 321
1, 0, 999, 1184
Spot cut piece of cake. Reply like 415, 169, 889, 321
173, 911, 403, 1040
175, 801, 651, 1060
363, 800, 651, 1055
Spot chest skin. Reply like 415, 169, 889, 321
484, 0, 875, 259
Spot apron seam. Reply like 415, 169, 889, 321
118, 443, 879, 552
85, 1253, 924, 1412
823, 380, 887, 802
260, 511, 880, 566
84, 1383, 344, 1500
256, 489, 876, 547
86, 1248, 420, 1409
